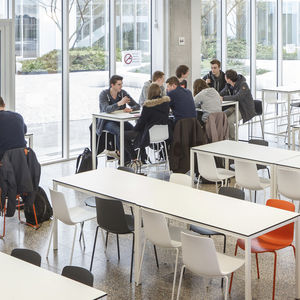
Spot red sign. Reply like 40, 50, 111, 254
124, 53, 133, 65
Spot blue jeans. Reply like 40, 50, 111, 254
103, 121, 134, 162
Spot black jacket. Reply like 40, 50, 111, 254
0, 147, 41, 217
134, 96, 170, 148
220, 75, 256, 123
203, 71, 226, 93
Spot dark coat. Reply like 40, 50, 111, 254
134, 96, 170, 148
220, 75, 256, 123
203, 70, 227, 93
169, 118, 207, 174
205, 112, 229, 143
0, 147, 41, 217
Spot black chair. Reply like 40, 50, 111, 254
218, 187, 245, 200
62, 266, 94, 287
117, 166, 135, 173
11, 248, 41, 267
251, 100, 264, 139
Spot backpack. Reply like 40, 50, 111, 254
75, 148, 93, 173
24, 187, 53, 225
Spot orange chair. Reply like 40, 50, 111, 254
229, 199, 295, 300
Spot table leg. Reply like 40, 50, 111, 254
92, 116, 97, 170
53, 182, 58, 250
262, 91, 265, 139
288, 94, 291, 148
296, 217, 300, 299
270, 165, 276, 198
190, 149, 195, 186
134, 205, 142, 285
120, 121, 125, 166
235, 101, 239, 141
245, 238, 252, 300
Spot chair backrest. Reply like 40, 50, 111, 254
181, 232, 221, 276
49, 189, 75, 225
62, 266, 94, 287
248, 139, 268, 147
234, 159, 262, 190
277, 168, 300, 200
196, 152, 219, 182
218, 187, 245, 200
149, 125, 169, 143
95, 197, 131, 234
169, 173, 192, 187
253, 100, 263, 115
11, 248, 41, 267
142, 209, 174, 248
259, 199, 295, 245
117, 166, 135, 173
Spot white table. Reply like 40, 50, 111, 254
191, 140, 300, 198
92, 111, 140, 168
53, 168, 300, 300
0, 251, 107, 300
262, 86, 300, 148
25, 133, 33, 148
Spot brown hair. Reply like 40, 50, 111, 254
147, 83, 161, 100
166, 76, 180, 87
0, 96, 4, 107
193, 79, 209, 96
110, 75, 123, 86
175, 65, 189, 78
210, 59, 221, 68
152, 71, 164, 82
225, 69, 238, 82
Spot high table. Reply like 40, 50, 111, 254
0, 251, 107, 300
92, 111, 140, 168
261, 86, 300, 148
191, 140, 300, 198
53, 168, 300, 300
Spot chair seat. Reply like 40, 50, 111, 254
217, 252, 245, 275
290, 102, 300, 108
167, 225, 183, 248
216, 168, 235, 180
190, 224, 224, 237
69, 206, 97, 224
258, 177, 271, 189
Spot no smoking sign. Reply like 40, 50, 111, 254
122, 50, 141, 67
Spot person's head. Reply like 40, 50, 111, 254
166, 76, 180, 92
147, 83, 162, 100
193, 79, 209, 96
225, 69, 238, 86
210, 59, 221, 76
152, 71, 165, 86
176, 65, 189, 80
110, 75, 123, 92
0, 96, 5, 110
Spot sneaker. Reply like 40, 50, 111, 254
104, 150, 119, 159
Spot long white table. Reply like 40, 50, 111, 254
53, 168, 300, 300
92, 111, 140, 168
191, 140, 300, 198
262, 86, 300, 148
0, 251, 107, 300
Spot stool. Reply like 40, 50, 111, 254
97, 130, 118, 166
292, 125, 300, 150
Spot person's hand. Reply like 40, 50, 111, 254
206, 78, 211, 84
118, 96, 130, 106
124, 107, 132, 113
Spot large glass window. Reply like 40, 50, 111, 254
0, 0, 8, 19
116, 0, 151, 101
200, 0, 221, 77
69, 0, 109, 156
15, 0, 62, 161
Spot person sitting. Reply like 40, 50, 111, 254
166, 76, 196, 122
202, 59, 226, 93
220, 69, 255, 140
96, 75, 140, 160
139, 71, 166, 106
176, 65, 189, 89
193, 79, 222, 122
0, 96, 27, 160
124, 83, 170, 163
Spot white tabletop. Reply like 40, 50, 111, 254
54, 168, 299, 238
261, 86, 300, 93
192, 140, 300, 165
0, 252, 107, 300
93, 110, 140, 121
275, 155, 300, 170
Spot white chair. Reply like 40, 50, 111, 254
176, 232, 244, 300
47, 189, 97, 265
169, 173, 192, 187
137, 209, 182, 300
196, 152, 235, 193
277, 168, 300, 212
234, 159, 270, 203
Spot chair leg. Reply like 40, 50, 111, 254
215, 182, 218, 194
221, 234, 227, 288
137, 238, 147, 283
153, 245, 159, 268
116, 234, 120, 260
272, 252, 277, 300
171, 248, 179, 300
70, 225, 78, 265
46, 220, 55, 258
267, 167, 270, 178
291, 244, 296, 258
90, 226, 99, 271
176, 265, 185, 300
255, 253, 260, 279
254, 191, 257, 203
79, 222, 86, 249
224, 276, 229, 300
229, 243, 238, 294
130, 233, 135, 283
105, 231, 109, 248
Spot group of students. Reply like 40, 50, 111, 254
96, 59, 256, 165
